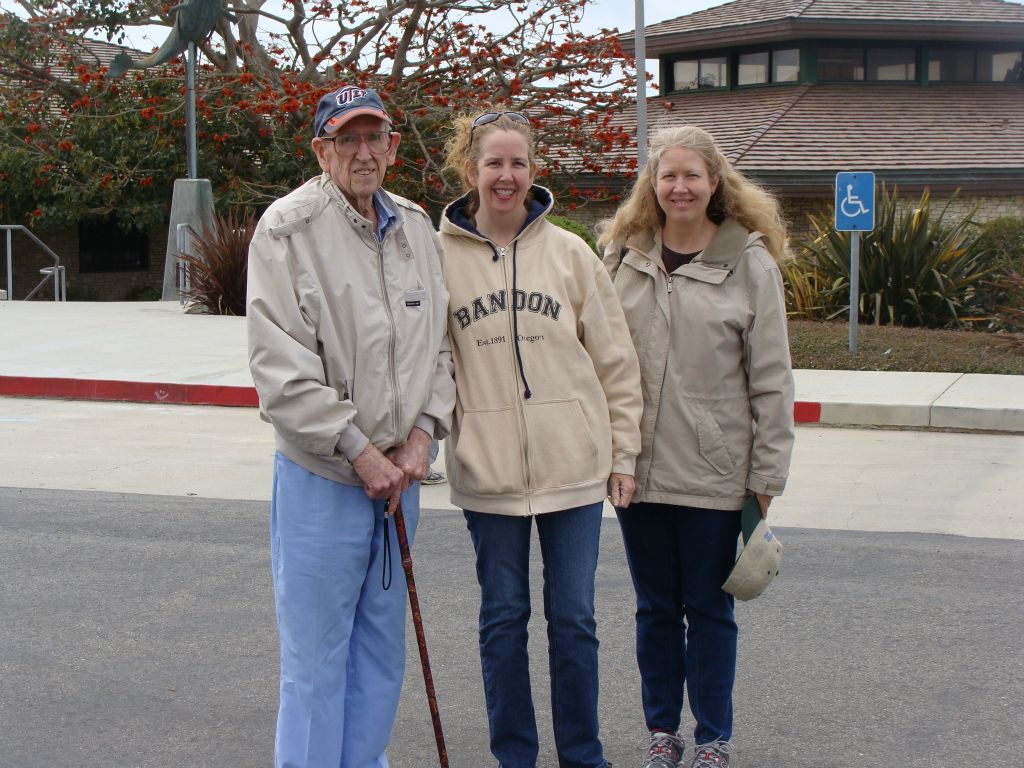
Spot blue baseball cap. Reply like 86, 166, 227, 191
313, 85, 390, 137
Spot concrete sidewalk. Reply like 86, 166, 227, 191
2, 300, 1023, 431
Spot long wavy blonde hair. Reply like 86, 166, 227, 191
597, 125, 789, 261
443, 110, 538, 216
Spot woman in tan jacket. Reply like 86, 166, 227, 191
438, 111, 642, 768
597, 126, 795, 768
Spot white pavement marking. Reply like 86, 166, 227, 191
774, 426, 1024, 540
1, 397, 1021, 539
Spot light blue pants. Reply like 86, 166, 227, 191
271, 452, 420, 768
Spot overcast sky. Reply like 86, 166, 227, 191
583, 0, 721, 32
73, 0, 1024, 74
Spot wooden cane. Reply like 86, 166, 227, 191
391, 500, 450, 767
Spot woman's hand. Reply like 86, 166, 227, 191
608, 473, 635, 509
755, 492, 772, 519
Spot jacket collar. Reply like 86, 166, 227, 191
620, 217, 761, 271
320, 174, 405, 238
440, 184, 554, 243
695, 218, 755, 269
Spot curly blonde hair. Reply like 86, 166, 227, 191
442, 110, 537, 215
597, 125, 789, 261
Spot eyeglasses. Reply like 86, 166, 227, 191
321, 131, 394, 155
470, 111, 530, 136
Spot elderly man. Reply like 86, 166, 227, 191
247, 84, 455, 768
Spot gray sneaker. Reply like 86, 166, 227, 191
641, 731, 685, 768
422, 468, 447, 485
688, 741, 733, 768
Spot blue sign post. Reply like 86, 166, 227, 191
835, 172, 876, 353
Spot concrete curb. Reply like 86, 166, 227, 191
0, 374, 830, 422
796, 370, 1024, 433
2, 303, 1022, 432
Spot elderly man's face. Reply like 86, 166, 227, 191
312, 115, 400, 213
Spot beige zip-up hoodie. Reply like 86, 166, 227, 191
247, 174, 456, 485
439, 186, 642, 516
603, 218, 795, 510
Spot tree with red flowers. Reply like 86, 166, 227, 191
0, 0, 637, 230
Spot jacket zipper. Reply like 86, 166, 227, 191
377, 238, 402, 441
498, 243, 532, 506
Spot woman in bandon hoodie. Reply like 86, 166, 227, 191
438, 110, 642, 768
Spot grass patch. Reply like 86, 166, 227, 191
788, 321, 1024, 374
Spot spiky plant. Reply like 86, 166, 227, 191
798, 186, 996, 328
178, 209, 256, 316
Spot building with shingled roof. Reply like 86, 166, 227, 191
590, 0, 1024, 232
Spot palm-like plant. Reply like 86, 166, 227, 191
796, 186, 995, 328
178, 209, 256, 316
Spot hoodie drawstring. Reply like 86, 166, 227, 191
510, 241, 533, 400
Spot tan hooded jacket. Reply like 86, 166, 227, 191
603, 218, 795, 510
439, 186, 642, 516
247, 174, 456, 485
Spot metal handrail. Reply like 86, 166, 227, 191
176, 222, 196, 304
1, 225, 66, 301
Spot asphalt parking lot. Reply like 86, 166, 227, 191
2, 486, 1022, 768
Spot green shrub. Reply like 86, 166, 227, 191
795, 186, 995, 329
178, 209, 256, 316
549, 214, 598, 254
975, 215, 1024, 272
975, 216, 1024, 331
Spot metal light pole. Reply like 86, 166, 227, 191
186, 41, 198, 179
634, 0, 647, 168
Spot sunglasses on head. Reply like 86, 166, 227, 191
470, 111, 530, 135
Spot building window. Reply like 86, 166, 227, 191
979, 50, 1023, 81
738, 48, 800, 85
929, 49, 975, 81
773, 48, 801, 82
79, 215, 150, 273
819, 47, 917, 81
817, 47, 865, 80
738, 52, 769, 85
673, 56, 727, 90
867, 48, 916, 80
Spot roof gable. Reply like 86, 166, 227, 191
624, 0, 1024, 54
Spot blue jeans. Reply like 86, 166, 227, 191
464, 503, 607, 768
616, 502, 741, 745
272, 452, 420, 768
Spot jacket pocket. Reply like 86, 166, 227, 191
696, 411, 736, 475
524, 399, 599, 489
454, 407, 525, 496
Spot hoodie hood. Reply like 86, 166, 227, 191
441, 184, 554, 242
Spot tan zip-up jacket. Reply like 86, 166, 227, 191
247, 174, 456, 486
603, 218, 795, 510
439, 186, 642, 516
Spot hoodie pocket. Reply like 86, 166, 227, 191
696, 411, 736, 476
524, 398, 599, 489
454, 406, 525, 496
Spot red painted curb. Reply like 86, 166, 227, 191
0, 376, 259, 408
794, 400, 822, 423
0, 374, 822, 421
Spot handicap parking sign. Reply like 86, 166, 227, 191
835, 172, 875, 231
